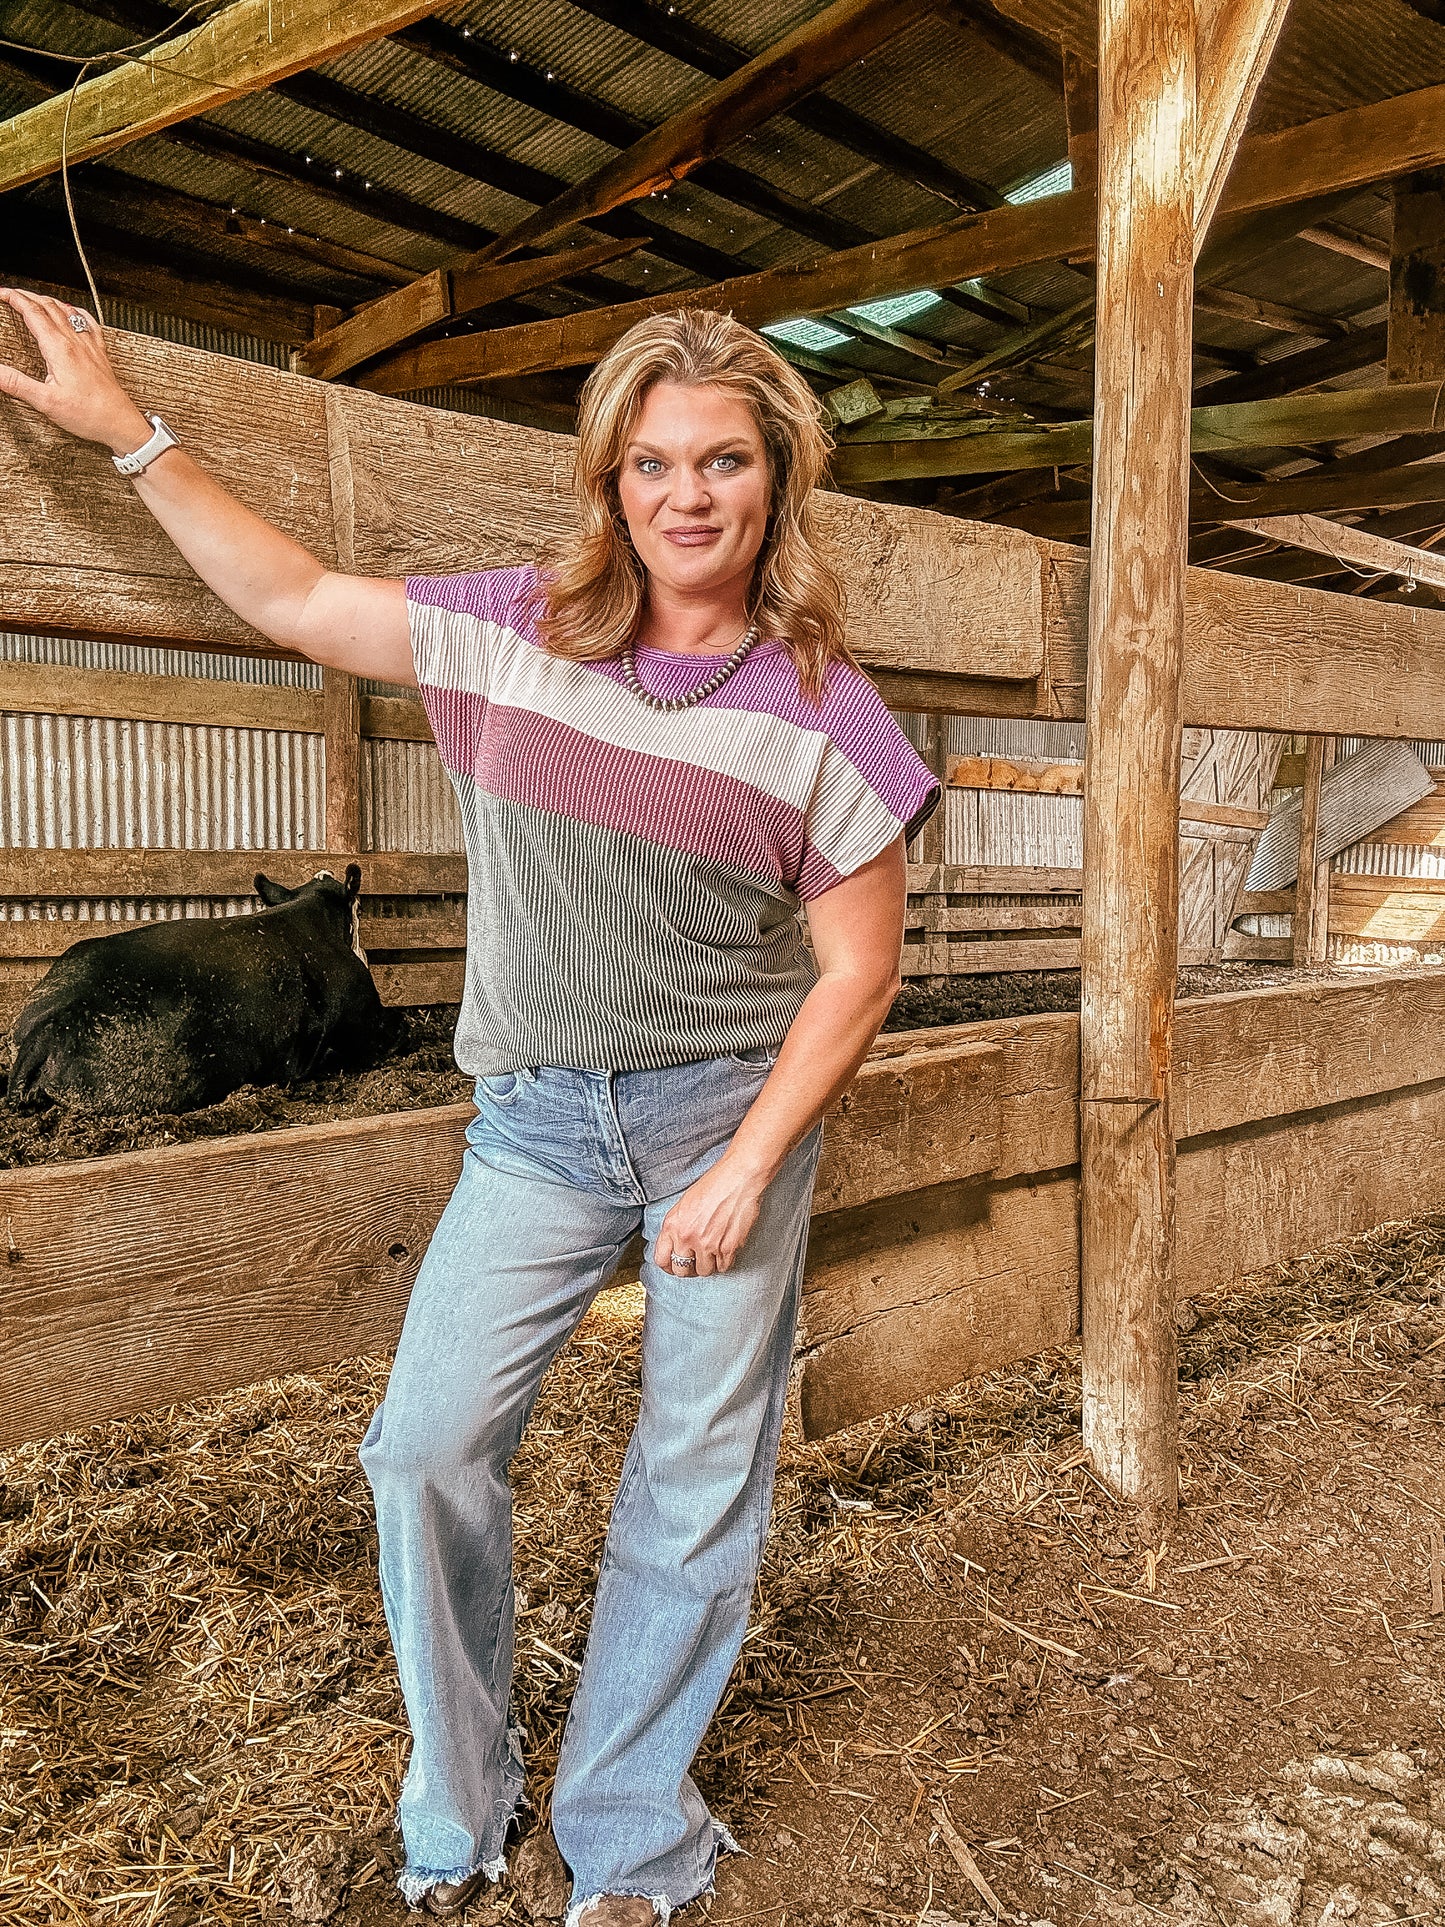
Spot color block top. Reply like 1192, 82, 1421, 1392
407, 565, 940, 1076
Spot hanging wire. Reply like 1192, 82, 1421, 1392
3, 5, 219, 325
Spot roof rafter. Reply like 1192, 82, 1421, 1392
566, 0, 1005, 210
0, 0, 443, 193
349, 77, 1445, 392
301, 0, 949, 382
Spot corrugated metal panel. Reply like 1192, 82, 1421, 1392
1, 632, 318, 686
0, 712, 322, 852
362, 738, 463, 854
1249, 741, 1436, 889
1334, 841, 1445, 879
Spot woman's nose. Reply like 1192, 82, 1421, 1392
668, 468, 711, 509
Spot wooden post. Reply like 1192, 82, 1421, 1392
912, 714, 948, 865
322, 667, 362, 853
1389, 170, 1445, 384
1292, 734, 1334, 966
1079, 0, 1196, 1514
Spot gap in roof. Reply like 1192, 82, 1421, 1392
848, 289, 944, 327
762, 317, 852, 351
1004, 159, 1074, 204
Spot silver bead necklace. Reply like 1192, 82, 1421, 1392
619, 623, 760, 714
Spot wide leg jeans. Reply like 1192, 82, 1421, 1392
358, 1048, 822, 1920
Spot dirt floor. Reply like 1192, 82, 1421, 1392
2, 1206, 1442, 1926
0, 963, 1350, 1169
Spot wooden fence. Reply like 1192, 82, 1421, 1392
3, 968, 1442, 1449
6, 310, 1445, 1492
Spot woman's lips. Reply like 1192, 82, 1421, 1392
662, 526, 722, 546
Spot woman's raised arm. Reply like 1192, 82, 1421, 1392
0, 288, 413, 686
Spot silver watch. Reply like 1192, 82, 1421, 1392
113, 413, 180, 477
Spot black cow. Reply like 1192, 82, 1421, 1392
8, 865, 399, 1115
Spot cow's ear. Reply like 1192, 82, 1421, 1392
255, 873, 290, 906
343, 863, 363, 902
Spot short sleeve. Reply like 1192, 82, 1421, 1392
795, 671, 942, 902
403, 566, 539, 777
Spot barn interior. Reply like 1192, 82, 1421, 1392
4, 1, 1445, 1923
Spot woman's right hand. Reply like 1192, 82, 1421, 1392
0, 285, 414, 683
0, 287, 153, 453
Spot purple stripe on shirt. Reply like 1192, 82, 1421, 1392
436, 693, 810, 886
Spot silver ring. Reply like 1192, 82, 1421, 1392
69, 312, 89, 333
670, 1254, 697, 1275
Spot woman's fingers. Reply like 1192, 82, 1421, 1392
0, 358, 53, 411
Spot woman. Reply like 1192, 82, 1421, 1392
0, 294, 939, 1924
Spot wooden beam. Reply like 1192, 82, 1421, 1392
0, 850, 466, 899
1079, 0, 1194, 1512
910, 716, 948, 865
293, 237, 646, 385
1193, 0, 1292, 253
1389, 169, 1445, 382
322, 668, 362, 853
565, 0, 1002, 214
371, 80, 1445, 387
303, 0, 940, 382
1223, 512, 1445, 592
1299, 220, 1391, 272
0, 657, 432, 740
0, 0, 443, 193
1292, 734, 1333, 965
1013, 454, 1445, 535
14, 310, 1445, 741
832, 378, 1445, 484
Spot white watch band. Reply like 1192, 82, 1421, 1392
113, 413, 179, 478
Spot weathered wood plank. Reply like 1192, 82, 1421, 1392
0, 1027, 1000, 1441
0, 913, 469, 961
800, 1074, 1445, 1435
9, 310, 1445, 734
901, 936, 1082, 975
5, 972, 1445, 1444
0, 658, 433, 741
0, 849, 466, 899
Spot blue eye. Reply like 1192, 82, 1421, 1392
712, 454, 740, 472
637, 457, 664, 475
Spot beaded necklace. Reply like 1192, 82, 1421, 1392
618, 623, 760, 714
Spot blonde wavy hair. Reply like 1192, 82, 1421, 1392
535, 308, 850, 700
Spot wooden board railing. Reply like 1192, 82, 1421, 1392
7, 310, 1445, 739
4, 970, 1445, 1448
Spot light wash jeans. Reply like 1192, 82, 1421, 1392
359, 1048, 822, 1922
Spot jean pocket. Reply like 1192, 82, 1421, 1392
476, 1071, 532, 1108
727, 1043, 780, 1068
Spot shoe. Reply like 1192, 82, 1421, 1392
573, 1900, 662, 1927
423, 1867, 493, 1916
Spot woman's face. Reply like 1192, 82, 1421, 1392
615, 380, 772, 604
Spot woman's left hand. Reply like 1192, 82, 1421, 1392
654, 1156, 764, 1278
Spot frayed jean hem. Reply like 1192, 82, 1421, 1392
396, 1848, 506, 1908
564, 1821, 741, 1927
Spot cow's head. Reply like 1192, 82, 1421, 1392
254, 865, 366, 961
